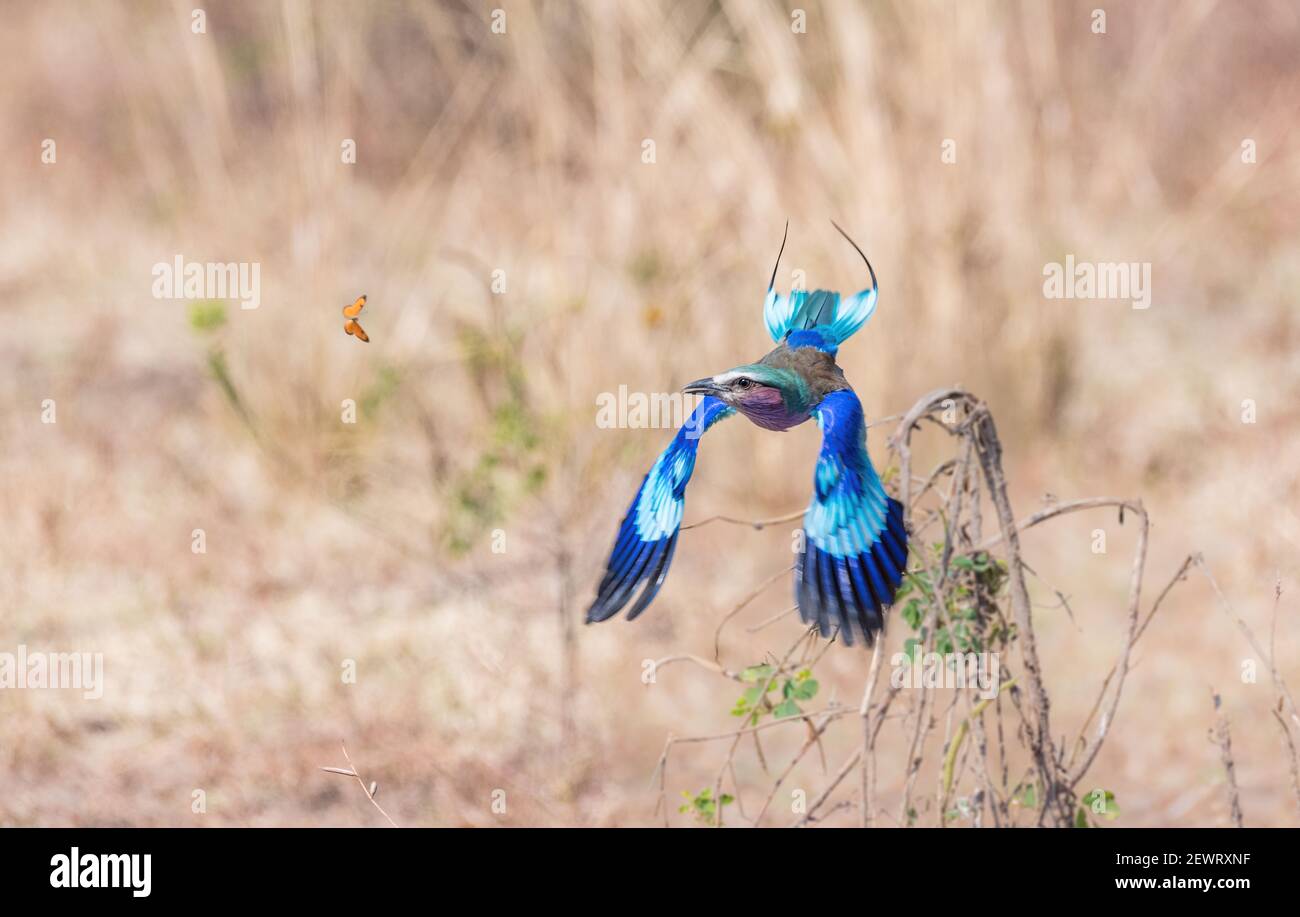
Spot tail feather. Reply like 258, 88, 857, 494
764, 287, 877, 350
761, 221, 878, 349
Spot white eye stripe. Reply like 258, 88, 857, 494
714, 371, 760, 388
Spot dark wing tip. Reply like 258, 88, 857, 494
586, 534, 676, 624
626, 534, 678, 621
797, 541, 904, 649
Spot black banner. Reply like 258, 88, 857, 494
1, 827, 1283, 901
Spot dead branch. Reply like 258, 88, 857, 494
1196, 557, 1299, 728
1273, 708, 1300, 822
713, 565, 795, 662
858, 638, 886, 827
1211, 692, 1245, 827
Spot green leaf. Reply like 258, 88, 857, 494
773, 699, 801, 719
679, 787, 733, 824
740, 665, 774, 683
188, 299, 227, 333
1082, 789, 1120, 820
731, 684, 766, 718
790, 678, 819, 701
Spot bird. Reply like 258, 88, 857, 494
585, 222, 908, 647
342, 294, 369, 342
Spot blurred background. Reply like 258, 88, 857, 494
1, 0, 1298, 826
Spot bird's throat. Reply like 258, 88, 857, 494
737, 397, 810, 431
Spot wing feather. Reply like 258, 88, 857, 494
797, 389, 908, 647
587, 396, 734, 624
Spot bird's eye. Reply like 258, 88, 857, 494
735, 378, 753, 390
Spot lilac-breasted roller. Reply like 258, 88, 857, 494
586, 223, 908, 647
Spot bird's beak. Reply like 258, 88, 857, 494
682, 377, 724, 397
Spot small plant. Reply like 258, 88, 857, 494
360, 364, 402, 418
188, 299, 227, 333
1011, 782, 1038, 810
896, 543, 1010, 660
188, 300, 255, 433
1077, 789, 1120, 827
445, 323, 549, 553
679, 788, 733, 825
656, 389, 1187, 828
730, 665, 819, 725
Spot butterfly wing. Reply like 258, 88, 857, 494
342, 295, 367, 318
344, 318, 370, 342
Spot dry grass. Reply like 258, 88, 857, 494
1, 0, 1298, 826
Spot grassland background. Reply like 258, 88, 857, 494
1, 0, 1298, 826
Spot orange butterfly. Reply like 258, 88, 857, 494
342, 294, 369, 342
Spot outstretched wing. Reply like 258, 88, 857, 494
587, 395, 734, 624
795, 389, 908, 646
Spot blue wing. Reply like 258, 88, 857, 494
795, 389, 908, 646
587, 396, 735, 624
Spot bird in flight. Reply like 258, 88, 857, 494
586, 223, 907, 647
342, 294, 369, 342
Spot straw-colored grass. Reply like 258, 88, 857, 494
1, 0, 1297, 826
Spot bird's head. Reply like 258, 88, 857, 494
683, 364, 811, 431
